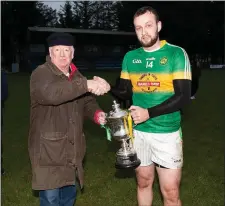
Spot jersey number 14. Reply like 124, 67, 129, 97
146, 61, 154, 68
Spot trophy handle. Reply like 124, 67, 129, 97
123, 117, 129, 135
127, 112, 134, 144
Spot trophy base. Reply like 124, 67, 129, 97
115, 153, 141, 169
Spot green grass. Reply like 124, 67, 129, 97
1, 70, 224, 206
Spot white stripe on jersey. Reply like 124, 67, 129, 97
167, 43, 191, 79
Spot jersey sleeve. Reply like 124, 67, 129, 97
110, 53, 133, 100
120, 53, 130, 80
172, 48, 192, 80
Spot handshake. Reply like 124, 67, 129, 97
87, 76, 110, 96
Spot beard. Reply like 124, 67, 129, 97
138, 31, 159, 48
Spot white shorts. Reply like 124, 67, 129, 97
133, 129, 183, 169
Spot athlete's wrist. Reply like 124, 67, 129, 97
146, 108, 151, 119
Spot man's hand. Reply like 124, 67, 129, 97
87, 79, 109, 96
96, 111, 107, 125
129, 105, 150, 124
93, 76, 111, 92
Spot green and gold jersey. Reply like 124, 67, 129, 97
121, 40, 191, 133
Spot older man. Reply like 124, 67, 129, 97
28, 32, 110, 206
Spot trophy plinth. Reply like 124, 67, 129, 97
105, 100, 141, 170
115, 138, 141, 169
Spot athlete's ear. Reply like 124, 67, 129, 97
157, 21, 162, 33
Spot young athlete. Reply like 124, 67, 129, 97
95, 6, 192, 206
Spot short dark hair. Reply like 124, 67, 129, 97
133, 6, 159, 22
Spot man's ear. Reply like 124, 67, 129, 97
49, 48, 52, 58
157, 21, 162, 33
72, 47, 75, 59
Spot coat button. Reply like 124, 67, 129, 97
68, 160, 73, 165
69, 140, 74, 145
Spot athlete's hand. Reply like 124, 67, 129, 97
87, 80, 109, 96
93, 76, 111, 93
129, 105, 150, 124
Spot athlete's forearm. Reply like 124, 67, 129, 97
148, 80, 191, 118
110, 78, 133, 100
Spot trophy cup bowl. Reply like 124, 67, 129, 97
105, 101, 141, 169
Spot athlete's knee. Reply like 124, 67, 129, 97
161, 185, 180, 202
136, 167, 154, 188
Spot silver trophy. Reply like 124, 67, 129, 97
104, 100, 141, 169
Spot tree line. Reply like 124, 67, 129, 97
1, 1, 224, 66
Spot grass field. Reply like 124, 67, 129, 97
1, 69, 224, 206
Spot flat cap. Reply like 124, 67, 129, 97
47, 32, 74, 47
